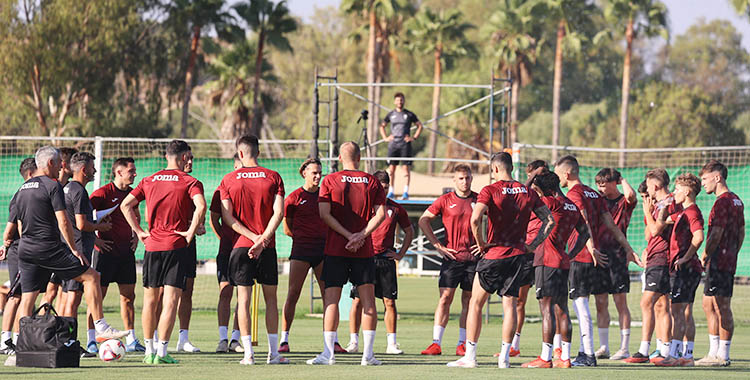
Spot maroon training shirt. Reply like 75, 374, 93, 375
644, 194, 681, 268
284, 186, 328, 250
598, 194, 636, 258
90, 182, 133, 256
566, 184, 608, 264
708, 192, 745, 274
535, 194, 582, 270
209, 188, 236, 256
372, 198, 411, 255
669, 203, 704, 273
426, 191, 478, 262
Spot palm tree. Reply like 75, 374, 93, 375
482, 0, 542, 146
233, 0, 297, 138
405, 8, 476, 174
599, 0, 668, 166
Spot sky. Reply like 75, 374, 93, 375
286, 0, 750, 51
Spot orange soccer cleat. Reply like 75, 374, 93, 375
421, 343, 442, 355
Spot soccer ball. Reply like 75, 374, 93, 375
99, 339, 126, 362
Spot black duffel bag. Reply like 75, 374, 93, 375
16, 303, 80, 368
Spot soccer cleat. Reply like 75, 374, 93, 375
654, 356, 680, 367
648, 349, 661, 360
267, 353, 290, 364
143, 354, 156, 364
278, 342, 290, 353
386, 343, 403, 355
571, 353, 597, 367
695, 355, 727, 367
400, 192, 409, 200
522, 356, 552, 368
509, 347, 520, 357
553, 359, 571, 368
334, 342, 347, 354
4, 353, 16, 367
678, 357, 695, 367
156, 354, 180, 364
650, 354, 666, 364
386, 190, 395, 199
610, 349, 630, 360
595, 346, 610, 359
239, 356, 255, 365
624, 352, 650, 363
498, 358, 511, 368
456, 343, 466, 356
80, 346, 97, 358
421, 343, 441, 355
84, 341, 98, 357
361, 356, 382, 366
447, 357, 477, 368
126, 339, 146, 353
344, 341, 359, 353
216, 339, 229, 353
95, 326, 129, 342
229, 339, 244, 353
176, 340, 201, 353
306, 354, 335, 365
553, 347, 562, 360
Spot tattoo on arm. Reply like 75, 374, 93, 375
530, 206, 554, 250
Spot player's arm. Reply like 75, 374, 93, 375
209, 210, 223, 240
259, 194, 284, 247
676, 228, 704, 270
175, 193, 207, 244
701, 225, 724, 265
379, 120, 392, 141
0, 222, 16, 260
528, 205, 555, 252
221, 199, 260, 243
282, 217, 293, 237
470, 202, 489, 256
621, 177, 637, 205
644, 199, 669, 236
601, 211, 641, 266
578, 207, 607, 267
121, 194, 149, 241
345, 204, 386, 252
569, 219, 590, 259
55, 210, 87, 265
75, 214, 111, 233
418, 209, 457, 259
389, 225, 414, 260
318, 202, 353, 239
412, 120, 423, 140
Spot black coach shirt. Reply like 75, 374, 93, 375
383, 109, 419, 142
64, 180, 95, 255
12, 175, 68, 256
7, 193, 19, 240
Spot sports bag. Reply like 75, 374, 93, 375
16, 303, 80, 368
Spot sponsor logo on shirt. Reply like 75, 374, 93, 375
236, 171, 267, 179
563, 202, 577, 211
152, 174, 179, 182
501, 186, 528, 195
20, 182, 39, 190
341, 175, 368, 184
471, 202, 476, 209
387, 209, 393, 218
299, 199, 307, 205
449, 203, 458, 209
733, 199, 743, 207
583, 190, 599, 199
112, 197, 119, 202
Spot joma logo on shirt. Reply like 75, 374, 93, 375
563, 203, 577, 211
20, 182, 39, 190
583, 191, 599, 199
236, 171, 267, 179
152, 175, 179, 182
341, 176, 368, 184
501, 187, 527, 195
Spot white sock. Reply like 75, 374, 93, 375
334, 331, 339, 343
573, 297, 593, 355
561, 341, 571, 361
157, 340, 169, 357
281, 331, 289, 344
153, 330, 159, 341
662, 340, 671, 358
363, 330, 376, 360
656, 338, 663, 353
670, 340, 682, 358
268, 333, 279, 356
178, 329, 189, 344
638, 341, 650, 356
241, 335, 254, 359
0, 331, 10, 348
718, 340, 731, 361
598, 327, 609, 351
684, 341, 694, 359
218, 326, 228, 341
388, 186, 394, 194
87, 329, 96, 344
708, 334, 719, 357
323, 331, 336, 358
465, 340, 477, 361
620, 329, 630, 351
144, 338, 154, 355
511, 332, 521, 350
541, 342, 553, 361
458, 327, 466, 345
126, 329, 136, 345
93, 318, 109, 333
350, 332, 359, 345
12, 332, 18, 345
432, 325, 445, 345
403, 185, 409, 194
499, 341, 511, 362
231, 329, 241, 342
387, 333, 397, 346
553, 334, 562, 350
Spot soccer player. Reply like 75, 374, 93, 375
210, 154, 244, 353
219, 135, 286, 365
90, 157, 145, 353
11, 146, 126, 366
593, 168, 637, 360
307, 141, 386, 366
418, 164, 477, 356
660, 173, 704, 367
379, 92, 423, 200
121, 140, 206, 365
0, 158, 36, 355
625, 168, 681, 364
348, 170, 414, 354
696, 160, 744, 366
522, 171, 589, 368
554, 155, 640, 367
448, 152, 554, 369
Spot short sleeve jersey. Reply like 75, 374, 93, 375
708, 192, 745, 273
525, 206, 544, 257
383, 109, 419, 139
318, 170, 386, 258
669, 204, 704, 273
284, 186, 327, 246
209, 188, 236, 255
90, 182, 133, 255
426, 191, 478, 262
645, 195, 681, 268
535, 194, 582, 270
7, 195, 19, 241
130, 169, 204, 252
598, 194, 636, 257
566, 184, 608, 263
372, 198, 411, 256
12, 176, 68, 255
64, 181, 96, 255
219, 166, 285, 249
477, 180, 543, 260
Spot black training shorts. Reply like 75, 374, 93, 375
704, 261, 734, 298
228, 247, 278, 286
476, 255, 526, 298
350, 256, 398, 300
94, 248, 137, 287
323, 255, 375, 288
568, 261, 599, 299
143, 247, 189, 290
670, 267, 701, 304
18, 243, 88, 293
438, 259, 476, 291
386, 141, 413, 166
535, 266, 569, 299
644, 265, 671, 295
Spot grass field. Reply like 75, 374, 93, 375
1, 274, 749, 379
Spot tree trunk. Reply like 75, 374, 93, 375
181, 26, 201, 139
509, 78, 519, 146
30, 63, 49, 135
428, 46, 442, 175
251, 29, 266, 138
551, 19, 565, 162
365, 5, 378, 171
618, 17, 634, 168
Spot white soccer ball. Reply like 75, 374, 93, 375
99, 339, 126, 362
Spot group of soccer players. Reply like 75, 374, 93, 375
0, 135, 743, 369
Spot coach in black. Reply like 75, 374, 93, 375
378, 92, 423, 200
